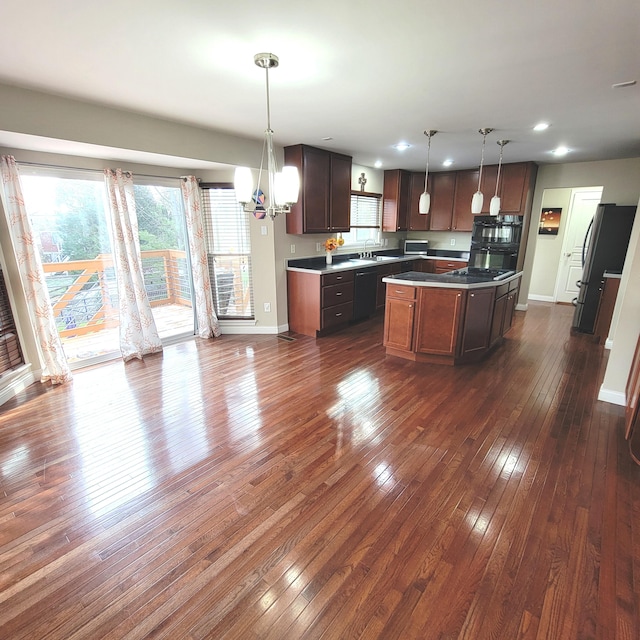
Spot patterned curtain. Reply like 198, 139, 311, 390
180, 176, 220, 338
104, 169, 162, 361
0, 155, 72, 384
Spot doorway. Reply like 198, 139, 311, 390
554, 187, 603, 303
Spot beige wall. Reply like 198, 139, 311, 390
528, 188, 573, 299
521, 157, 640, 403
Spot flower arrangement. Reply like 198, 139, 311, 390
323, 236, 344, 253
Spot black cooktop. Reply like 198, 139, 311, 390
448, 267, 516, 281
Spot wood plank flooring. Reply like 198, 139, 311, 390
0, 302, 638, 639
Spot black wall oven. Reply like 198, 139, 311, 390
469, 215, 523, 271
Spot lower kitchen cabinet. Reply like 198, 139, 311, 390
414, 288, 465, 357
460, 288, 495, 356
287, 270, 353, 337
383, 275, 521, 364
383, 285, 416, 351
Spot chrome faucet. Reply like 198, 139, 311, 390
361, 238, 375, 259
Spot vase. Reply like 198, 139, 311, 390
326, 251, 333, 265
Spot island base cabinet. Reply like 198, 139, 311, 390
460, 288, 495, 358
383, 297, 415, 352
414, 288, 465, 359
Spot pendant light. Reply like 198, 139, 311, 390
419, 130, 437, 214
490, 139, 509, 216
471, 127, 493, 214
234, 53, 300, 220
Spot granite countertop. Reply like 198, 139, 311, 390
287, 250, 469, 275
382, 270, 522, 290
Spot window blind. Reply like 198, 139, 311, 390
0, 267, 24, 376
350, 193, 381, 228
201, 185, 254, 319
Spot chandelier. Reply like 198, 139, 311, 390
234, 53, 299, 219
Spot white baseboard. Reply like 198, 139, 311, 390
0, 366, 37, 407
219, 321, 289, 335
598, 385, 625, 406
528, 294, 555, 303
515, 303, 528, 311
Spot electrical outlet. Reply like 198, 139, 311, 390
316, 243, 322, 252
450, 238, 456, 246
263, 302, 271, 313
290, 244, 296, 254
261, 225, 268, 236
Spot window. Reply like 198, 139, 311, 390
201, 184, 254, 319
340, 192, 382, 248
0, 266, 24, 376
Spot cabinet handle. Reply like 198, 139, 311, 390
409, 304, 413, 308
336, 292, 342, 296
470, 293, 474, 297
394, 289, 404, 294
335, 312, 343, 317
336, 276, 343, 280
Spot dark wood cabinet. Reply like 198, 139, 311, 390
382, 162, 536, 234
452, 169, 478, 231
425, 172, 457, 231
383, 285, 416, 352
432, 259, 467, 274
287, 269, 353, 337
382, 169, 411, 232
285, 144, 352, 234
408, 172, 429, 231
414, 288, 465, 357
383, 275, 521, 364
460, 288, 495, 356
625, 336, 640, 465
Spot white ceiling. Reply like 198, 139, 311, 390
0, 0, 638, 171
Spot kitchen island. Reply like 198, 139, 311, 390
382, 269, 521, 365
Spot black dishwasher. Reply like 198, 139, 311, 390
353, 267, 378, 322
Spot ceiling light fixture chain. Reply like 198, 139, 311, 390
419, 129, 437, 215
234, 53, 299, 220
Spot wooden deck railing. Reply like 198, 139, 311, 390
41, 250, 191, 338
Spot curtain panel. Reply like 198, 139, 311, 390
180, 176, 220, 338
0, 155, 72, 384
104, 169, 162, 361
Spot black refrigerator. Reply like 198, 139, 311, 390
572, 203, 636, 333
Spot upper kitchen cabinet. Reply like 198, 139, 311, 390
408, 171, 429, 231
427, 172, 457, 231
452, 169, 479, 231
498, 162, 537, 214
284, 144, 352, 234
382, 169, 411, 232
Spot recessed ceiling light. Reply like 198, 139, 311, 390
442, 159, 453, 167
374, 160, 382, 168
552, 146, 570, 156
393, 142, 411, 151
533, 122, 549, 132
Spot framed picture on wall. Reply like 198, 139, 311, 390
539, 208, 562, 235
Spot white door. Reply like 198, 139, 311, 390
555, 188, 603, 303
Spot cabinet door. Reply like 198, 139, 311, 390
329, 153, 352, 231
382, 170, 411, 232
383, 296, 415, 351
452, 169, 478, 231
429, 172, 456, 231
414, 288, 464, 356
499, 163, 529, 213
502, 291, 517, 335
408, 171, 429, 231
461, 288, 495, 355
490, 294, 507, 347
302, 147, 331, 233
479, 165, 498, 214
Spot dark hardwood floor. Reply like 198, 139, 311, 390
0, 302, 638, 639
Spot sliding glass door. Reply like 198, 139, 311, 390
19, 167, 196, 366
